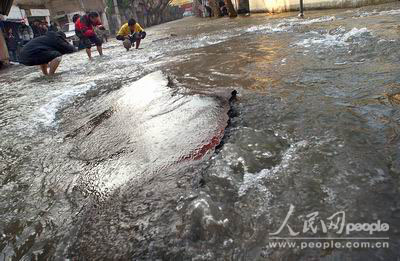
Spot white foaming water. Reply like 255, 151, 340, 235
238, 140, 308, 197
296, 27, 371, 48
378, 9, 400, 16
245, 24, 287, 33
191, 198, 229, 228
321, 185, 337, 204
36, 82, 97, 127
192, 32, 241, 48
277, 16, 335, 27
356, 9, 400, 17
342, 27, 370, 41
246, 16, 335, 33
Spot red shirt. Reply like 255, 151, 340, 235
75, 15, 101, 38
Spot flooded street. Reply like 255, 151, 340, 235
1, 2, 400, 260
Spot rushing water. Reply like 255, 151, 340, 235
1, 2, 400, 260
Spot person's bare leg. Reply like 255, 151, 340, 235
40, 64, 48, 75
48, 57, 62, 75
96, 45, 103, 56
86, 48, 92, 60
135, 39, 141, 49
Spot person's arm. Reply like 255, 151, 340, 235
136, 24, 144, 32
117, 24, 129, 39
78, 20, 95, 37
93, 19, 105, 31
82, 26, 95, 37
94, 20, 102, 26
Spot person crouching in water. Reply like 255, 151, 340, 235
116, 19, 146, 51
75, 12, 105, 60
19, 31, 74, 76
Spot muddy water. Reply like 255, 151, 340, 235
1, 2, 400, 260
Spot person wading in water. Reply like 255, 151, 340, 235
116, 19, 146, 51
19, 31, 74, 76
74, 12, 105, 60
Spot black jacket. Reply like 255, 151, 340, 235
49, 24, 59, 32
32, 25, 45, 38
20, 31, 74, 64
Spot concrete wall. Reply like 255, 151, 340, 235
45, 0, 80, 16
249, 0, 396, 13
82, 0, 106, 12
45, 0, 105, 16
14, 0, 46, 6
44, 0, 108, 29
13, 0, 48, 16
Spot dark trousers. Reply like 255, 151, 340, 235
116, 35, 125, 41
8, 50, 18, 62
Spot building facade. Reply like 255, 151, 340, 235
0, 0, 110, 65
171, 0, 193, 10
0, 0, 50, 65
236, 0, 396, 13
4, 0, 109, 29
46, 0, 109, 28
192, 0, 396, 15
8, 0, 50, 24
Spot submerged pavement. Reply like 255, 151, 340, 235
1, 2, 400, 259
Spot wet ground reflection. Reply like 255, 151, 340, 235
1, 2, 400, 259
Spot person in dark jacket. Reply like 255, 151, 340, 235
31, 20, 45, 38
5, 28, 18, 62
40, 21, 48, 34
49, 22, 59, 32
75, 12, 105, 60
72, 14, 81, 23
19, 31, 75, 76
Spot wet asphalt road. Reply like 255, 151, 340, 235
1, 2, 400, 260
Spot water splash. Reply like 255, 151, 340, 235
295, 27, 371, 48
246, 16, 336, 33
36, 82, 97, 127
